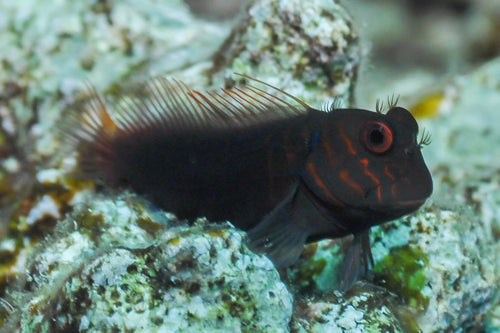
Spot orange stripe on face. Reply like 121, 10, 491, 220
384, 165, 396, 181
340, 170, 365, 197
360, 158, 381, 185
377, 186, 382, 202
391, 183, 397, 198
306, 162, 344, 206
359, 158, 383, 202
340, 128, 356, 155
322, 140, 336, 166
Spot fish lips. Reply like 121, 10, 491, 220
364, 183, 431, 215
385, 198, 428, 214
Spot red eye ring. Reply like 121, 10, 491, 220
362, 121, 393, 154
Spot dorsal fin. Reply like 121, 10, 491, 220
60, 82, 117, 148
234, 73, 312, 110
106, 76, 312, 133
59, 75, 312, 182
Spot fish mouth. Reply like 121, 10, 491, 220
366, 198, 427, 220
366, 184, 428, 212
393, 198, 427, 208
365, 180, 431, 212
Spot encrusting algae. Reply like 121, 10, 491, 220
1, 193, 293, 332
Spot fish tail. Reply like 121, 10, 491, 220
60, 85, 118, 182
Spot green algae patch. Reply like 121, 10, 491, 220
374, 245, 429, 311
294, 257, 328, 292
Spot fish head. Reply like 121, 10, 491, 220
302, 107, 433, 227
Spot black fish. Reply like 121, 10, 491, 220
64, 75, 433, 289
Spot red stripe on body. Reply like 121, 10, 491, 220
340, 128, 357, 155
340, 170, 365, 197
360, 158, 383, 202
391, 183, 397, 198
306, 162, 345, 206
385, 165, 398, 198
384, 165, 396, 180
322, 140, 336, 166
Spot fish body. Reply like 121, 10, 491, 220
65, 77, 433, 286
106, 110, 312, 231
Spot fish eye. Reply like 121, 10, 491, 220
361, 121, 393, 154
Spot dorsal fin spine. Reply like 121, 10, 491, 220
193, 89, 229, 120
215, 90, 242, 117
245, 85, 288, 116
80, 91, 117, 139
221, 89, 257, 127
135, 93, 157, 130
234, 87, 268, 115
234, 73, 311, 110
208, 91, 237, 120
117, 97, 143, 130
189, 90, 219, 121
207, 91, 240, 118
162, 80, 193, 127
148, 80, 174, 125
245, 85, 300, 115
146, 82, 174, 128
170, 80, 199, 128
221, 88, 249, 117
244, 85, 281, 109
177, 81, 205, 129
225, 88, 260, 117
148, 80, 184, 128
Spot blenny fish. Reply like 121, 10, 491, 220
64, 75, 433, 289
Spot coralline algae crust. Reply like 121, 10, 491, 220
291, 287, 404, 332
211, 0, 361, 106
3, 194, 293, 332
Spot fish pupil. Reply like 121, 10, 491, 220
369, 128, 384, 145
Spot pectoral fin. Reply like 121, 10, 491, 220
247, 182, 308, 267
340, 229, 374, 291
